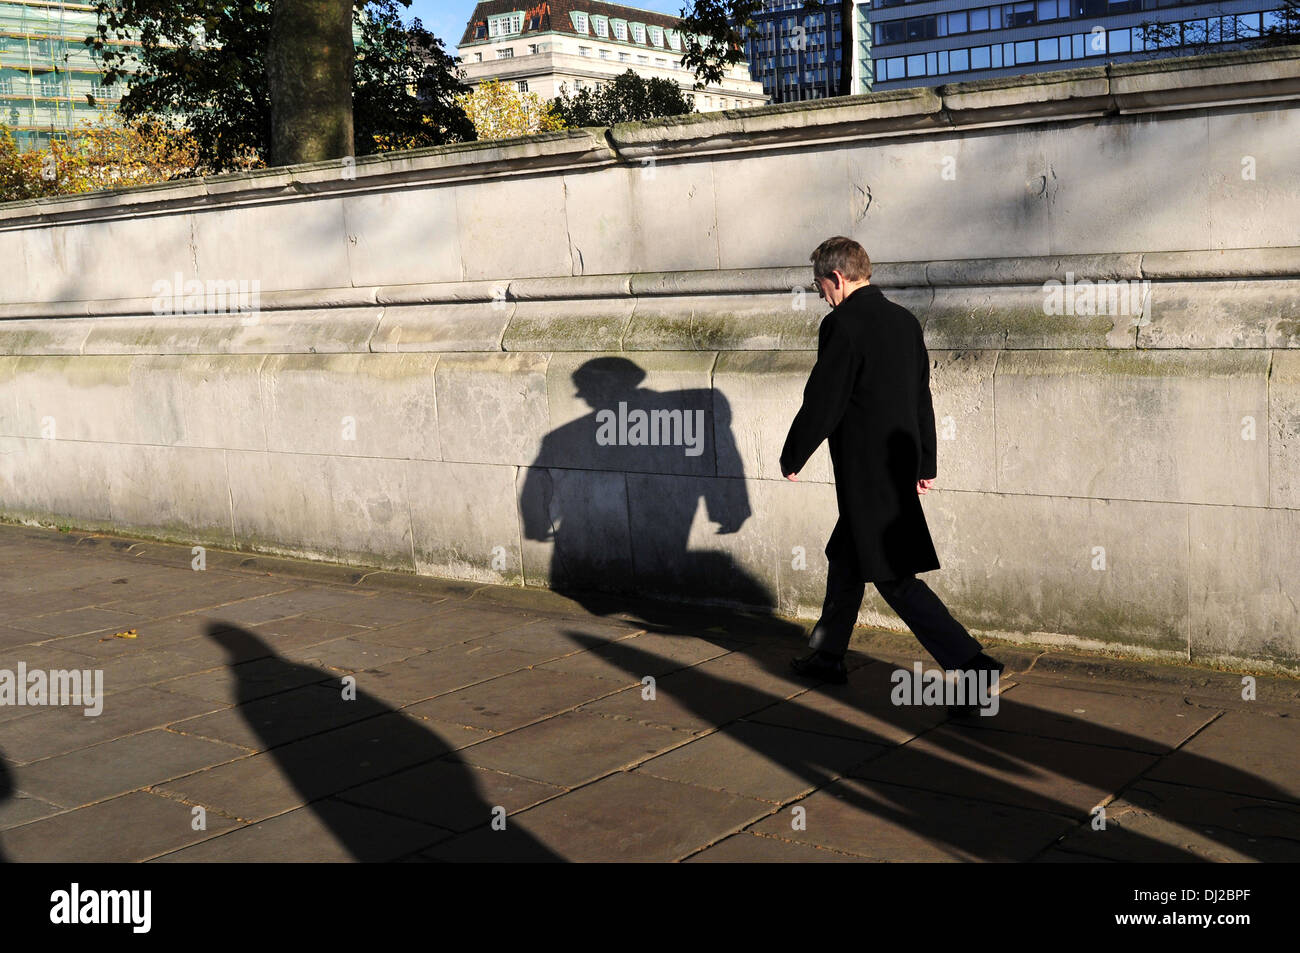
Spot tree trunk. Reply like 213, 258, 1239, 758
839, 0, 854, 95
268, 0, 355, 166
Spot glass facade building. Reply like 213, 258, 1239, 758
740, 0, 874, 101
869, 0, 1290, 89
0, 1, 135, 151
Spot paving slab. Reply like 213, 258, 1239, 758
168, 684, 391, 751
0, 791, 242, 862
745, 660, 950, 745
154, 712, 486, 822
849, 725, 1160, 819
635, 719, 887, 803
958, 677, 1223, 752
1144, 710, 1300, 801
12, 728, 248, 808
302, 593, 458, 628
159, 654, 334, 706
1054, 778, 1300, 862
0, 685, 223, 764
346, 644, 543, 708
336, 761, 565, 832
152, 799, 449, 862
458, 710, 687, 787
404, 668, 623, 733
685, 831, 874, 862
747, 777, 1077, 861
425, 771, 773, 863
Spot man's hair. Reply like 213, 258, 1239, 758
810, 236, 872, 282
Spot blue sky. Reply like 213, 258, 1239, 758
406, 0, 689, 56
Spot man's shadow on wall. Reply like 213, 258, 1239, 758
504, 356, 1299, 863
521, 356, 779, 618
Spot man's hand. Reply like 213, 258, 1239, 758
917, 478, 935, 495
784, 472, 799, 482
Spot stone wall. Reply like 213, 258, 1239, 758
2, 46, 1299, 668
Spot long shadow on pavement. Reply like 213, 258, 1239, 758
183, 623, 561, 862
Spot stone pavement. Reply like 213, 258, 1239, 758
0, 522, 1296, 863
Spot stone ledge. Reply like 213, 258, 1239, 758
0, 248, 1296, 325
2, 46, 1297, 228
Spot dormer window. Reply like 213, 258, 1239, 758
649, 25, 664, 47
571, 11, 588, 34
611, 19, 628, 41
665, 29, 682, 51
489, 12, 523, 37
592, 15, 609, 37
631, 22, 646, 44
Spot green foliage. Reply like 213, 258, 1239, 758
675, 0, 763, 87
550, 70, 696, 127
84, 0, 472, 171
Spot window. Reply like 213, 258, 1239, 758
1038, 0, 1060, 20
579, 46, 591, 56
527, 43, 538, 54
970, 8, 990, 30
906, 53, 925, 76
972, 45, 990, 68
950, 48, 969, 71
637, 55, 648, 63
948, 11, 968, 33
517, 80, 529, 92
490, 13, 523, 37
475, 52, 483, 62
1107, 27, 1129, 52
496, 48, 514, 58
612, 19, 628, 40
1038, 36, 1059, 59
632, 23, 646, 44
650, 25, 665, 46
666, 30, 682, 51
573, 12, 589, 34
656, 57, 666, 65
1007, 2, 1036, 27
593, 16, 608, 37
618, 51, 629, 61
599, 48, 610, 58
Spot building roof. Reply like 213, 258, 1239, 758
459, 0, 683, 49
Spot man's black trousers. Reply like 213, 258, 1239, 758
808, 558, 982, 670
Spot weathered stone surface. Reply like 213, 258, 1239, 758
913, 491, 1190, 654
261, 353, 440, 460
435, 352, 549, 465
341, 186, 463, 287
407, 459, 522, 584
227, 450, 414, 571
1269, 350, 1300, 508
1188, 504, 1300, 664
995, 350, 1270, 506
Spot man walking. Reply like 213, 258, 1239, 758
780, 237, 1002, 703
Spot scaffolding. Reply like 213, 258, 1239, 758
0, 0, 133, 151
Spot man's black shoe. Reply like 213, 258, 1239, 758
946, 651, 1005, 718
790, 649, 848, 684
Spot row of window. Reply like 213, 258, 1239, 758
571, 11, 681, 51
873, 9, 1277, 79
872, 0, 1205, 46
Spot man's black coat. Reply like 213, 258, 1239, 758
780, 284, 941, 583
